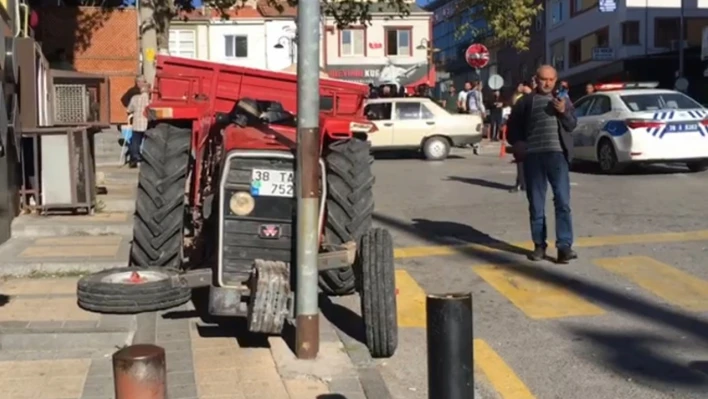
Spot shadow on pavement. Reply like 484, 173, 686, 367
373, 211, 708, 387
319, 294, 365, 345
317, 395, 348, 399
568, 327, 708, 387
445, 176, 515, 191
373, 151, 465, 161
162, 287, 270, 349
409, 218, 529, 257
0, 295, 9, 307
571, 161, 689, 175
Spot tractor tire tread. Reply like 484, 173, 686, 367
319, 139, 375, 296
130, 123, 190, 269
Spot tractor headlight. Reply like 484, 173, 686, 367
229, 191, 255, 216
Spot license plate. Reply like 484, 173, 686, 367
250, 169, 294, 197
666, 123, 699, 132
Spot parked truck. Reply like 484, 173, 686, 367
77, 56, 398, 358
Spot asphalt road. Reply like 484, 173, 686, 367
329, 144, 708, 399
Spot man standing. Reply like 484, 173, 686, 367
457, 81, 472, 113
442, 85, 458, 114
506, 65, 578, 263
509, 80, 534, 193
126, 82, 151, 169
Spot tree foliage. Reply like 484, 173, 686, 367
452, 0, 542, 51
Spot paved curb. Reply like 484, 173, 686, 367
11, 222, 134, 238
0, 260, 127, 277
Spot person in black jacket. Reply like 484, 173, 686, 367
506, 65, 578, 264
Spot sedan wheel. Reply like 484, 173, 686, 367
422, 137, 450, 161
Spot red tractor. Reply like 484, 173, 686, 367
77, 56, 398, 358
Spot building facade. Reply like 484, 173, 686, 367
494, 0, 546, 89
322, 2, 434, 91
546, 0, 708, 87
425, 0, 488, 96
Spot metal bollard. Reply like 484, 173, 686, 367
426, 293, 473, 399
113, 344, 167, 399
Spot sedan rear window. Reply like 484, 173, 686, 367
620, 93, 703, 111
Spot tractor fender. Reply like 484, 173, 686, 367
4, 37, 18, 85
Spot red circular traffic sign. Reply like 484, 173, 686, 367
465, 44, 490, 69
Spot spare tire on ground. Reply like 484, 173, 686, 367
77, 267, 191, 314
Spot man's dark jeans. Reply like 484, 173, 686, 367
523, 151, 573, 249
129, 131, 144, 164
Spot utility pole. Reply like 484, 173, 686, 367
294, 0, 321, 360
139, 0, 158, 84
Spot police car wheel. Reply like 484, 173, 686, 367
597, 139, 625, 174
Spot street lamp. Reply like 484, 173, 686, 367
273, 36, 296, 65
416, 38, 441, 83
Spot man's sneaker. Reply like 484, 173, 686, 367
527, 245, 546, 261
557, 247, 578, 264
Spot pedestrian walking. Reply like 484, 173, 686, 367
126, 81, 151, 169
506, 65, 578, 263
466, 80, 485, 155
509, 80, 534, 193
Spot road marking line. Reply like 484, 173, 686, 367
472, 264, 605, 319
394, 229, 708, 259
474, 339, 536, 399
594, 256, 708, 312
395, 269, 427, 328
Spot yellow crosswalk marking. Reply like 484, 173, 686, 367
395, 270, 427, 328
474, 339, 536, 399
394, 229, 708, 259
472, 264, 605, 319
595, 256, 708, 312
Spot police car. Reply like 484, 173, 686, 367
572, 82, 708, 174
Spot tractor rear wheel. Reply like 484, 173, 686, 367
130, 123, 191, 269
319, 138, 375, 296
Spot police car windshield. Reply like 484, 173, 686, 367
621, 92, 702, 112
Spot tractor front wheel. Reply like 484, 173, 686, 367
130, 123, 191, 269
319, 138, 375, 296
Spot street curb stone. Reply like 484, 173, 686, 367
0, 260, 127, 277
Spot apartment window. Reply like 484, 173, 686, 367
569, 27, 609, 67
622, 21, 640, 45
386, 28, 411, 56
550, 40, 565, 71
550, 1, 563, 26
224, 35, 248, 58
572, 0, 598, 16
340, 29, 365, 56
168, 29, 196, 58
654, 18, 680, 48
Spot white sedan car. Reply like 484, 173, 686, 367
363, 97, 484, 160
572, 82, 708, 174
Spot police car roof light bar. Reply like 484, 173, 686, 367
595, 82, 660, 91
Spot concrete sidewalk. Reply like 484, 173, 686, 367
0, 277, 382, 399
